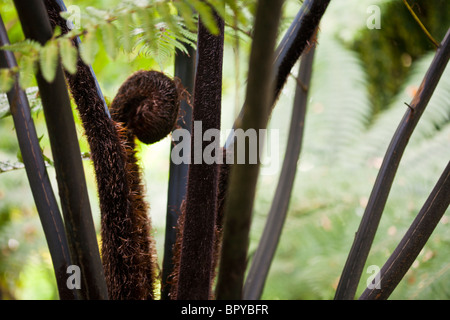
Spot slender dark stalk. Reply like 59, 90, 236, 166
360, 160, 450, 300
215, 0, 285, 300
224, 0, 330, 149
0, 15, 75, 300
13, 0, 108, 300
161, 44, 196, 300
271, 0, 330, 103
175, 11, 224, 300
334, 28, 450, 300
243, 41, 317, 300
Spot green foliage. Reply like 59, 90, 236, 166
0, 39, 40, 91
0, 0, 254, 91
39, 38, 59, 83
79, 28, 100, 66
59, 37, 78, 75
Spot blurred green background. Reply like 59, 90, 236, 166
0, 0, 449, 299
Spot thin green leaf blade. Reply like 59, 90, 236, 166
80, 30, 99, 65
173, 2, 196, 31
102, 22, 118, 60
190, 0, 219, 34
18, 55, 37, 89
118, 13, 132, 53
39, 39, 59, 83
59, 37, 78, 75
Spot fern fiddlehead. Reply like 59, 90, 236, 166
45, 1, 181, 300
107, 70, 181, 300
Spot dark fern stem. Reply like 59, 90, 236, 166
272, 0, 331, 102
169, 149, 229, 300
45, 1, 180, 299
173, 12, 225, 300
0, 14, 75, 300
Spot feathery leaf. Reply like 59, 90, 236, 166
58, 37, 78, 75
39, 39, 59, 83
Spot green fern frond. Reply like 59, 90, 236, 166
58, 37, 78, 75
101, 22, 119, 60
304, 34, 372, 165
39, 39, 59, 83
17, 55, 38, 89
172, 1, 196, 31
116, 13, 132, 53
187, 0, 219, 34
0, 38, 41, 55
79, 29, 100, 66
0, 39, 40, 90
1, 0, 250, 85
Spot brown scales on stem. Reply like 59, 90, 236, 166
108, 70, 181, 300
170, 11, 225, 300
168, 148, 230, 300
45, 1, 182, 299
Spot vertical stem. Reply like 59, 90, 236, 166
0, 15, 75, 300
161, 44, 196, 300
175, 11, 224, 300
215, 0, 285, 300
13, 0, 108, 300
243, 41, 317, 300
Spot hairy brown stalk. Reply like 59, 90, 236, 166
45, 1, 181, 299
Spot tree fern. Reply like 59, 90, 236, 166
254, 15, 449, 300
